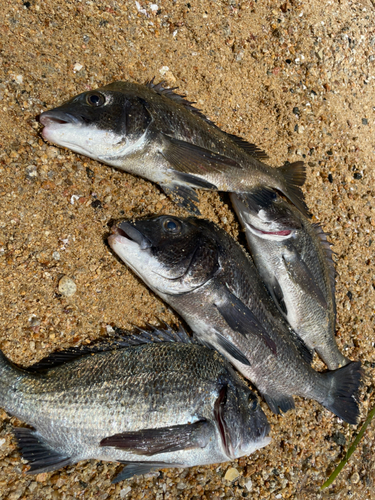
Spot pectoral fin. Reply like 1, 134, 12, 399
269, 278, 288, 317
215, 288, 277, 355
214, 332, 251, 366
161, 134, 242, 175
282, 250, 327, 310
100, 420, 212, 456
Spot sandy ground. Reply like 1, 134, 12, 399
0, 0, 374, 498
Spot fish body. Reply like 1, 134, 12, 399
109, 216, 361, 423
0, 326, 270, 482
230, 191, 349, 370
39, 80, 306, 214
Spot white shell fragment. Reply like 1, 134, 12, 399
58, 276, 77, 297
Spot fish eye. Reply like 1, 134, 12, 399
162, 218, 181, 234
86, 92, 105, 107
248, 394, 258, 411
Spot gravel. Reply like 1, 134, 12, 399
0, 0, 374, 499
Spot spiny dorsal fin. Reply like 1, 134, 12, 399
147, 79, 269, 160
146, 78, 215, 124
26, 323, 193, 372
311, 222, 336, 317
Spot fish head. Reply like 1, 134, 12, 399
218, 382, 271, 459
108, 216, 220, 295
232, 192, 302, 241
39, 83, 152, 161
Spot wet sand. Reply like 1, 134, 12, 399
0, 0, 374, 498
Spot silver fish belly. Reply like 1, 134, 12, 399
0, 326, 270, 482
39, 80, 307, 215
231, 191, 349, 370
108, 216, 361, 424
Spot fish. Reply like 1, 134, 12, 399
39, 80, 307, 215
0, 324, 270, 483
230, 190, 349, 370
108, 216, 362, 424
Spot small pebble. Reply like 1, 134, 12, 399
351, 472, 360, 484
73, 63, 83, 72
52, 251, 60, 261
25, 165, 38, 179
245, 479, 253, 491
36, 473, 48, 482
91, 199, 102, 209
120, 486, 131, 498
224, 467, 240, 482
362, 118, 368, 125
58, 276, 77, 297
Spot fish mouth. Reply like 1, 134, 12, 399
112, 222, 152, 250
39, 110, 81, 127
248, 223, 294, 241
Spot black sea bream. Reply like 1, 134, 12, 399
0, 326, 270, 482
39, 80, 306, 214
231, 190, 349, 370
109, 216, 361, 423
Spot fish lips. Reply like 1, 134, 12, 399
39, 110, 82, 127
113, 221, 152, 251
247, 223, 295, 241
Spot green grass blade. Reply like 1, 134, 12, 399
320, 404, 375, 490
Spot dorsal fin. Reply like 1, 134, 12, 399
146, 78, 215, 124
225, 133, 269, 160
146, 79, 269, 160
311, 223, 337, 317
26, 323, 193, 372
115, 322, 194, 345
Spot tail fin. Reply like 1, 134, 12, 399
278, 161, 309, 215
322, 361, 362, 424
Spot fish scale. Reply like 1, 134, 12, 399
231, 191, 349, 370
0, 329, 270, 482
109, 216, 362, 424
39, 80, 307, 215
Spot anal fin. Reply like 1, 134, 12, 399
13, 427, 72, 473
287, 329, 314, 365
263, 394, 295, 415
